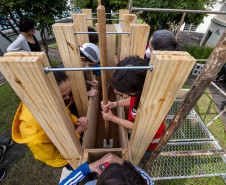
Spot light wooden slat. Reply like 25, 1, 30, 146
129, 51, 196, 165
120, 14, 136, 61
82, 9, 93, 28
176, 88, 190, 99
52, 23, 88, 117
0, 53, 82, 169
72, 14, 89, 46
106, 24, 117, 82
97, 5, 110, 143
117, 9, 130, 62
82, 77, 100, 150
129, 24, 150, 58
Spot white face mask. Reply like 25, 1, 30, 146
145, 47, 152, 58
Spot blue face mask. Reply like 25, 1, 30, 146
145, 47, 152, 58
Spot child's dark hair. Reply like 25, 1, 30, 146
111, 56, 148, 94
97, 161, 147, 185
88, 26, 99, 45
151, 30, 182, 51
52, 63, 68, 85
19, 18, 35, 33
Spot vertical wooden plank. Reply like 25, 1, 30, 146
106, 24, 117, 82
120, 14, 136, 61
98, 0, 101, 6
117, 10, 130, 62
72, 14, 89, 46
129, 24, 150, 58
129, 51, 196, 165
82, 9, 93, 28
53, 23, 88, 117
97, 5, 110, 143
0, 53, 82, 169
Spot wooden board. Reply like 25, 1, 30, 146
82, 9, 93, 28
82, 76, 100, 150
129, 51, 196, 165
117, 9, 130, 62
106, 24, 117, 82
72, 14, 89, 46
120, 14, 137, 61
129, 24, 150, 58
52, 23, 88, 117
176, 88, 190, 99
0, 53, 82, 169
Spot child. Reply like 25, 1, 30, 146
12, 69, 88, 168
80, 42, 100, 97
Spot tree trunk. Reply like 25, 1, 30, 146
40, 30, 50, 61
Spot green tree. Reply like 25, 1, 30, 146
0, 0, 68, 57
132, 0, 219, 33
75, 0, 128, 16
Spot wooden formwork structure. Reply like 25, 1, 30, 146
0, 5, 198, 170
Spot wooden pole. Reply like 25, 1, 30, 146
128, 51, 196, 165
52, 23, 88, 117
143, 30, 226, 171
129, 24, 150, 58
175, 13, 186, 40
98, 0, 101, 6
97, 5, 110, 144
129, 0, 133, 14
119, 14, 136, 61
72, 14, 89, 46
159, 149, 226, 157
0, 52, 82, 169
82, 9, 93, 27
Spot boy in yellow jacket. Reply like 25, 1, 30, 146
12, 69, 88, 168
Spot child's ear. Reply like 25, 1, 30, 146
81, 56, 86, 62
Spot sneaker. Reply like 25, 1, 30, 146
0, 146, 6, 162
6, 139, 13, 148
0, 168, 6, 181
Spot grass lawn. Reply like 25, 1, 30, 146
0, 83, 21, 134
49, 43, 58, 49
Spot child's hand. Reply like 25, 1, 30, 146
89, 153, 123, 175
101, 101, 117, 111
102, 110, 114, 121
87, 89, 98, 97
88, 80, 98, 87
76, 117, 88, 128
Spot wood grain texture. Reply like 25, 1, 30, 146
72, 14, 89, 46
82, 77, 100, 150
106, 24, 117, 82
117, 9, 130, 62
0, 53, 82, 169
129, 24, 150, 58
82, 9, 93, 28
97, 5, 110, 143
120, 14, 136, 61
129, 51, 196, 165
176, 88, 190, 99
52, 23, 88, 117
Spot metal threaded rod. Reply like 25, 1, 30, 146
92, 13, 119, 15
132, 7, 226, 15
74, 31, 130, 35
44, 65, 154, 74
86, 18, 123, 21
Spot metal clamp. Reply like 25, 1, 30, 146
44, 65, 153, 74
